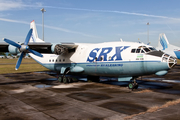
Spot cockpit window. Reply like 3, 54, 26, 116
131, 46, 157, 54
131, 49, 136, 53
141, 50, 145, 53
149, 47, 156, 51
136, 49, 141, 53
143, 48, 150, 52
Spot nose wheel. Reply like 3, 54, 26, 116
128, 78, 138, 90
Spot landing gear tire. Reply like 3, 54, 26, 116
128, 82, 138, 90
63, 77, 68, 84
58, 76, 63, 83
128, 82, 134, 89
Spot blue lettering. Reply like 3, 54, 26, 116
87, 48, 100, 62
110, 46, 129, 61
97, 47, 112, 61
87, 46, 130, 62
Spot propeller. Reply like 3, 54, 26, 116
3, 28, 43, 70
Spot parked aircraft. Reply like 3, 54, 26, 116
1, 20, 177, 90
156, 33, 180, 59
0, 55, 5, 58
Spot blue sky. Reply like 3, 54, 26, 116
1, 0, 180, 47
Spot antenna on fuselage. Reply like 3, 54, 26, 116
120, 38, 123, 42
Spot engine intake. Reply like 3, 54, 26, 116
8, 45, 20, 55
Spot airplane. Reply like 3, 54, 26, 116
0, 20, 177, 90
156, 33, 180, 59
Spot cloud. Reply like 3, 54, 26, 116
42, 24, 98, 38
0, 0, 179, 20
0, 0, 43, 11
0, 17, 98, 38
0, 0, 23, 11
0, 17, 29, 24
42, 6, 180, 21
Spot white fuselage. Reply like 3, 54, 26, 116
29, 41, 176, 78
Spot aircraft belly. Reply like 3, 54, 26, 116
143, 62, 169, 74
80, 62, 141, 77
79, 61, 169, 77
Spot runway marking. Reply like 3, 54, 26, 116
124, 98, 180, 120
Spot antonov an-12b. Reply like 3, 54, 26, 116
0, 20, 177, 90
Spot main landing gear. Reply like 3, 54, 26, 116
57, 68, 73, 84
128, 77, 139, 90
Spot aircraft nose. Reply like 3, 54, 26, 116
162, 54, 177, 68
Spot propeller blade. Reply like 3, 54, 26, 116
24, 29, 33, 45
3, 38, 21, 48
15, 52, 25, 70
28, 49, 43, 57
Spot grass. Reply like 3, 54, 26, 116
177, 59, 180, 64
0, 58, 49, 74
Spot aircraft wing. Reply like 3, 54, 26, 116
0, 42, 78, 54
0, 42, 9, 52
27, 42, 78, 53
59, 42, 78, 49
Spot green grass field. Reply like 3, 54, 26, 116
0, 58, 49, 74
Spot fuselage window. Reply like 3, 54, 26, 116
109, 56, 111, 60
94, 57, 97, 62
131, 49, 136, 53
49, 60, 51, 62
56, 59, 57, 62
52, 59, 54, 62
100, 56, 104, 61
63, 59, 65, 62
136, 49, 141, 53
59, 59, 61, 62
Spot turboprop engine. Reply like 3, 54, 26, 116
53, 44, 68, 55
3, 29, 43, 70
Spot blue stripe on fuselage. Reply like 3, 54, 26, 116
32, 59, 168, 77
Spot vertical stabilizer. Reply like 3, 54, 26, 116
29, 20, 44, 42
158, 33, 169, 50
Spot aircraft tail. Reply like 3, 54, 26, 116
158, 33, 169, 50
29, 20, 44, 43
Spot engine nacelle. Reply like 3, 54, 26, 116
51, 44, 68, 55
8, 45, 20, 55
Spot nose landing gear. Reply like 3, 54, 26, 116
128, 77, 138, 90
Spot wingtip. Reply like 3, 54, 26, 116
15, 68, 18, 70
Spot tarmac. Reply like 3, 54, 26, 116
0, 66, 180, 120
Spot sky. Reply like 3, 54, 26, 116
1, 0, 180, 47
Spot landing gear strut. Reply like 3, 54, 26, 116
128, 77, 138, 90
57, 67, 72, 84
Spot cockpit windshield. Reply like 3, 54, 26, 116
149, 47, 157, 51
131, 46, 157, 53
